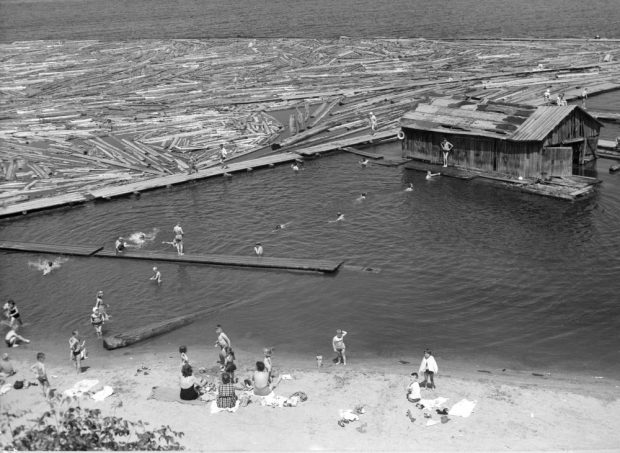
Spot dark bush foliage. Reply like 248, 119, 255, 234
1, 395, 184, 450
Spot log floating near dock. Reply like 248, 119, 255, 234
0, 240, 344, 273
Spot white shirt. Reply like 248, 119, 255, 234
407, 381, 421, 400
419, 355, 438, 375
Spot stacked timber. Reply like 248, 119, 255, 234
1, 38, 619, 210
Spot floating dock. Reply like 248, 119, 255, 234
0, 240, 344, 273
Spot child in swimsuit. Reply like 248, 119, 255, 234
31, 352, 50, 399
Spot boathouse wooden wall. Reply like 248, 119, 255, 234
401, 131, 554, 177
401, 109, 600, 178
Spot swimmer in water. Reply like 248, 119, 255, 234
254, 242, 264, 257
405, 183, 414, 192
426, 170, 441, 180
355, 193, 367, 203
328, 212, 345, 223
359, 158, 369, 167
150, 266, 162, 285
273, 221, 292, 231
291, 163, 300, 172
115, 237, 127, 255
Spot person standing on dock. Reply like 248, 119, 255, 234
368, 112, 377, 136
219, 144, 229, 169
581, 88, 588, 108
173, 223, 184, 256
440, 138, 454, 168
543, 88, 551, 106
214, 325, 231, 367
254, 242, 264, 257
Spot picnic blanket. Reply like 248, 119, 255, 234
148, 386, 208, 405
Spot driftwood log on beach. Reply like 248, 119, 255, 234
1, 38, 619, 213
102, 309, 213, 350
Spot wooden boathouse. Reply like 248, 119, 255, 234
399, 98, 603, 179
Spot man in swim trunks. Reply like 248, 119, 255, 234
173, 224, 184, 255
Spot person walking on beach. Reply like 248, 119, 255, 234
30, 352, 50, 399
150, 266, 162, 285
254, 242, 264, 257
332, 329, 348, 365
440, 138, 454, 167
172, 223, 184, 255
214, 325, 231, 366
368, 112, 377, 135
179, 345, 190, 367
418, 349, 438, 389
69, 330, 87, 374
581, 87, 588, 108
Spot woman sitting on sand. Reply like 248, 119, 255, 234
252, 361, 281, 396
179, 363, 203, 400
216, 372, 237, 408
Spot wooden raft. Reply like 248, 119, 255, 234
96, 248, 344, 273
0, 240, 103, 256
0, 241, 343, 273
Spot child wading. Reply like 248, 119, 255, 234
332, 329, 348, 365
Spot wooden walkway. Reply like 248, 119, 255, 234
296, 129, 398, 156
0, 240, 343, 273
0, 152, 302, 218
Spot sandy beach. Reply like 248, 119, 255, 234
1, 343, 619, 451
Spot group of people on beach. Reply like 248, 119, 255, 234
175, 324, 282, 409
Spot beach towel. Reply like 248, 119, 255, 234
210, 399, 240, 414
280, 374, 293, 380
64, 379, 99, 397
339, 409, 359, 422
92, 385, 114, 401
420, 397, 448, 409
449, 398, 477, 418
148, 386, 206, 406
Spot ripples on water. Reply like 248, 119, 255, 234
1, 151, 619, 376
1, 0, 620, 41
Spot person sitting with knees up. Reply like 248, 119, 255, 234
407, 372, 421, 402
179, 363, 204, 401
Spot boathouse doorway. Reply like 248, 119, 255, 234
541, 146, 572, 178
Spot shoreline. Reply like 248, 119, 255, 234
2, 343, 619, 451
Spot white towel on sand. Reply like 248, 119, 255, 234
92, 385, 114, 401
449, 398, 477, 417
210, 400, 240, 413
421, 397, 448, 409
64, 379, 99, 397
339, 409, 359, 422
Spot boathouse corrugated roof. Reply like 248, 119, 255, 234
400, 99, 601, 142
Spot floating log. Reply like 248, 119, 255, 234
103, 309, 212, 350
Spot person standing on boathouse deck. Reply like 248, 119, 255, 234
440, 137, 454, 168
581, 87, 588, 108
